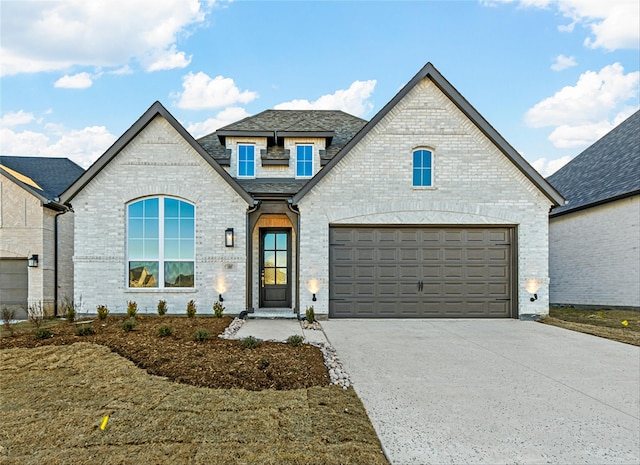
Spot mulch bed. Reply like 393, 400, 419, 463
0, 315, 330, 390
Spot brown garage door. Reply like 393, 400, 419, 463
329, 227, 515, 318
0, 259, 28, 319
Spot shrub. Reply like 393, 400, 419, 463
28, 301, 45, 328
76, 326, 95, 336
34, 328, 53, 340
213, 301, 225, 318
1, 307, 16, 336
65, 305, 76, 323
186, 300, 197, 318
240, 336, 261, 349
126, 301, 138, 319
121, 318, 137, 332
96, 305, 109, 320
305, 306, 315, 324
157, 324, 173, 337
287, 334, 304, 347
60, 296, 80, 323
157, 299, 168, 316
193, 328, 210, 341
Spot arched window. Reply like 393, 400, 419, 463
412, 149, 433, 187
127, 197, 195, 288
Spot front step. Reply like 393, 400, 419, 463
249, 308, 298, 319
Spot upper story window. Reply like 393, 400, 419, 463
412, 149, 433, 187
296, 145, 313, 178
238, 144, 255, 178
127, 197, 195, 289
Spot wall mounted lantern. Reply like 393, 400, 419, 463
28, 254, 39, 268
225, 228, 234, 247
530, 293, 538, 302
219, 294, 224, 302
526, 278, 541, 303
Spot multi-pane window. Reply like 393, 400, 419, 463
412, 149, 433, 187
127, 197, 195, 288
296, 145, 313, 178
238, 144, 255, 177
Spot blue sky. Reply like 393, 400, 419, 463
1, 0, 638, 175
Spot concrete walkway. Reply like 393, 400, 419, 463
322, 319, 640, 465
233, 318, 328, 344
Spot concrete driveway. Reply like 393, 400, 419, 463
322, 320, 640, 465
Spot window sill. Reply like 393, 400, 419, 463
125, 288, 196, 293
412, 186, 437, 191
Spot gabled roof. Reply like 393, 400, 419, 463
60, 101, 254, 205
0, 156, 84, 209
292, 62, 565, 206
547, 110, 640, 217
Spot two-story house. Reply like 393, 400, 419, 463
61, 62, 563, 319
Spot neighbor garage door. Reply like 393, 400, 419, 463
0, 259, 28, 319
329, 227, 514, 318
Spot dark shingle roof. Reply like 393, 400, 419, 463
547, 110, 640, 216
0, 155, 84, 201
196, 110, 367, 167
236, 179, 308, 196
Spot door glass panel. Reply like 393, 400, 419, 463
264, 268, 275, 285
276, 268, 287, 284
276, 251, 287, 267
264, 233, 275, 250
264, 251, 275, 267
275, 233, 286, 249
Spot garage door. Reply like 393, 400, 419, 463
0, 259, 28, 319
329, 227, 514, 318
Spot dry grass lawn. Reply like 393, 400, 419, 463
0, 317, 388, 465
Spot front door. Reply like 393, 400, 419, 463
260, 229, 291, 307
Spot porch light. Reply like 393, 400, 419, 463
28, 254, 39, 268
526, 278, 541, 302
225, 228, 234, 247
312, 293, 317, 302
219, 294, 224, 302
307, 278, 320, 302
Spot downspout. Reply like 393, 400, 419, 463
246, 201, 260, 314
52, 203, 71, 317
287, 201, 301, 318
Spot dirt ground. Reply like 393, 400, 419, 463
0, 316, 329, 391
0, 343, 388, 465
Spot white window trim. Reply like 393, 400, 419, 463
237, 143, 256, 178
412, 147, 435, 189
126, 196, 196, 290
295, 144, 314, 179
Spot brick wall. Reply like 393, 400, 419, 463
72, 116, 249, 315
297, 78, 554, 318
549, 196, 640, 308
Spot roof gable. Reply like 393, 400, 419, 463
0, 156, 84, 206
60, 101, 254, 205
292, 62, 564, 206
548, 110, 640, 216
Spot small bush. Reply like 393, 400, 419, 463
157, 299, 168, 316
28, 302, 45, 328
96, 305, 109, 320
60, 296, 80, 323
186, 299, 197, 318
157, 324, 173, 337
65, 305, 76, 323
121, 318, 137, 332
2, 307, 16, 336
76, 326, 95, 336
305, 306, 315, 324
126, 301, 138, 319
213, 301, 225, 318
193, 328, 210, 342
34, 328, 53, 340
240, 336, 261, 349
287, 334, 304, 346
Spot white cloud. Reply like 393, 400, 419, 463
0, 110, 35, 127
186, 107, 251, 138
0, 113, 115, 168
274, 80, 377, 118
483, 0, 639, 50
54, 72, 93, 89
175, 72, 258, 110
525, 63, 639, 150
0, 0, 214, 76
531, 155, 573, 177
551, 54, 577, 71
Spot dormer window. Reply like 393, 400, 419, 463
238, 144, 255, 178
296, 145, 313, 178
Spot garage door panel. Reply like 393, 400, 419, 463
329, 227, 513, 318
0, 259, 29, 320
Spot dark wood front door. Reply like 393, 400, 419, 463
260, 229, 291, 307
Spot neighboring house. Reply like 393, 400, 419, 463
0, 156, 84, 318
61, 62, 563, 319
547, 111, 640, 310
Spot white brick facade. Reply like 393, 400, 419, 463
71, 116, 249, 315
297, 79, 554, 318
549, 195, 640, 308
